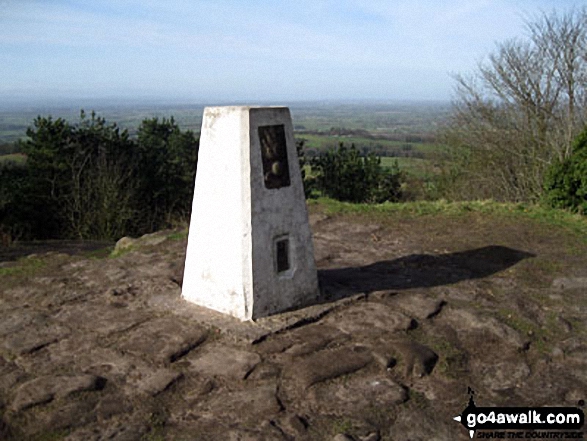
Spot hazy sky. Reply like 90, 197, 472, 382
0, 0, 583, 104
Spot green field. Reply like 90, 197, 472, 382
380, 156, 434, 177
297, 133, 437, 153
0, 101, 449, 180
289, 101, 450, 134
0, 153, 26, 166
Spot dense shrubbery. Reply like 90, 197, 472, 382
0, 113, 407, 241
0, 111, 198, 241
135, 117, 199, 231
0, 162, 27, 240
544, 127, 587, 214
296, 140, 315, 199
308, 143, 404, 203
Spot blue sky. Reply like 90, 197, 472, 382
0, 0, 583, 104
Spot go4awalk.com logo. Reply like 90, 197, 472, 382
454, 389, 585, 439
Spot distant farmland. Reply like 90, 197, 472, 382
0, 101, 449, 181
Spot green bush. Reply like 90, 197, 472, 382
136, 117, 199, 231
310, 143, 404, 203
0, 161, 29, 240
3, 111, 199, 241
296, 139, 317, 199
544, 128, 587, 214
18, 111, 139, 239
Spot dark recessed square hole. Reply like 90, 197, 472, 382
276, 238, 290, 273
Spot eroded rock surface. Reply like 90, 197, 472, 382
0, 212, 586, 440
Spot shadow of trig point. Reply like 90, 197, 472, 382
182, 106, 320, 321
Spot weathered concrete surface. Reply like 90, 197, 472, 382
183, 106, 319, 320
0, 209, 586, 440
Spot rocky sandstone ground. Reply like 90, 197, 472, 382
0, 206, 585, 440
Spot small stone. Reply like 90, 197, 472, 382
113, 237, 135, 254
360, 433, 380, 441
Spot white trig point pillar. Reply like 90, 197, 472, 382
182, 106, 319, 321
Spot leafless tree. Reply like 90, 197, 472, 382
441, 8, 587, 202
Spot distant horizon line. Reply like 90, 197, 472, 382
0, 97, 452, 111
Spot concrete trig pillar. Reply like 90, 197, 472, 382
182, 106, 319, 320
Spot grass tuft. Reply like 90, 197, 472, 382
0, 257, 46, 278
167, 229, 188, 241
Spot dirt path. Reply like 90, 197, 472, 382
0, 207, 585, 440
